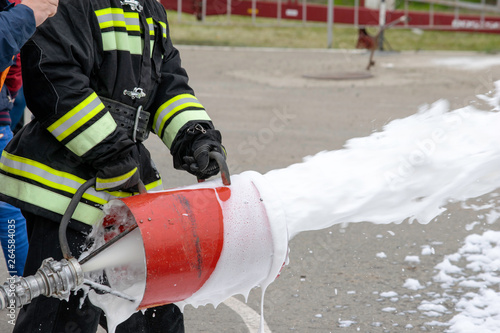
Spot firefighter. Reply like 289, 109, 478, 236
0, 0, 225, 331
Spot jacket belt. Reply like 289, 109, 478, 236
100, 96, 150, 142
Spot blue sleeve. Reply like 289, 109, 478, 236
0, 4, 36, 71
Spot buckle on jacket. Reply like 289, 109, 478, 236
100, 97, 150, 142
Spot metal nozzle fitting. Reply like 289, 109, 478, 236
0, 257, 83, 310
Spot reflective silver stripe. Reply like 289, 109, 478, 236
162, 110, 211, 149
95, 167, 137, 191
96, 8, 126, 28
146, 17, 155, 56
158, 21, 167, 38
147, 18, 154, 36
154, 94, 204, 135
47, 93, 104, 142
0, 151, 160, 203
0, 151, 110, 204
146, 18, 167, 38
96, 10, 140, 33
124, 13, 141, 32
96, 8, 143, 54
65, 112, 117, 157
95, 8, 141, 30
0, 173, 104, 225
147, 179, 163, 192
0, 172, 163, 225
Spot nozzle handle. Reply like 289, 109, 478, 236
197, 151, 231, 186
209, 151, 231, 186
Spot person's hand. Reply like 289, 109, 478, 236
22, 0, 58, 27
95, 154, 140, 192
172, 123, 226, 180
182, 138, 226, 180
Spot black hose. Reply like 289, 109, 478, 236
59, 178, 96, 259
208, 151, 231, 186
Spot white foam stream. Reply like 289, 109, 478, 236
81, 228, 144, 273
266, 92, 500, 238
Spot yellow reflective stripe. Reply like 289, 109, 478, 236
124, 12, 141, 32
96, 167, 137, 191
158, 21, 167, 38
96, 9, 125, 29
95, 7, 124, 17
0, 151, 161, 205
146, 18, 155, 55
145, 19, 167, 38
96, 11, 140, 31
153, 94, 204, 135
0, 173, 104, 225
147, 17, 154, 36
66, 112, 116, 157
99, 19, 126, 29
95, 8, 144, 53
162, 110, 211, 149
47, 93, 104, 142
101, 31, 142, 54
95, 8, 164, 54
0, 151, 108, 205
146, 179, 163, 192
146, 18, 167, 38
104, 178, 163, 198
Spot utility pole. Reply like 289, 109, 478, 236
327, 0, 334, 48
378, 0, 386, 50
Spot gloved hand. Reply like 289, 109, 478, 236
172, 123, 226, 180
95, 153, 140, 192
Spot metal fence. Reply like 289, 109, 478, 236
164, 0, 500, 33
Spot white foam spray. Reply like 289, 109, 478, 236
80, 228, 144, 273
85, 81, 500, 332
265, 90, 500, 239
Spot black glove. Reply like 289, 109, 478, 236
171, 122, 226, 180
95, 153, 140, 192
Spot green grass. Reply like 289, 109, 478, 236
289, 0, 497, 11
167, 10, 500, 52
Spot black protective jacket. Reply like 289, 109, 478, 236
0, 0, 213, 230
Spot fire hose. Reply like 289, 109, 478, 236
0, 152, 230, 310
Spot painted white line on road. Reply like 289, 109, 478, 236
223, 296, 272, 333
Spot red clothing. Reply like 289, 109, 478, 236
5, 54, 22, 97
0, 54, 21, 125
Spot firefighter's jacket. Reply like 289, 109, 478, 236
0, 0, 212, 230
